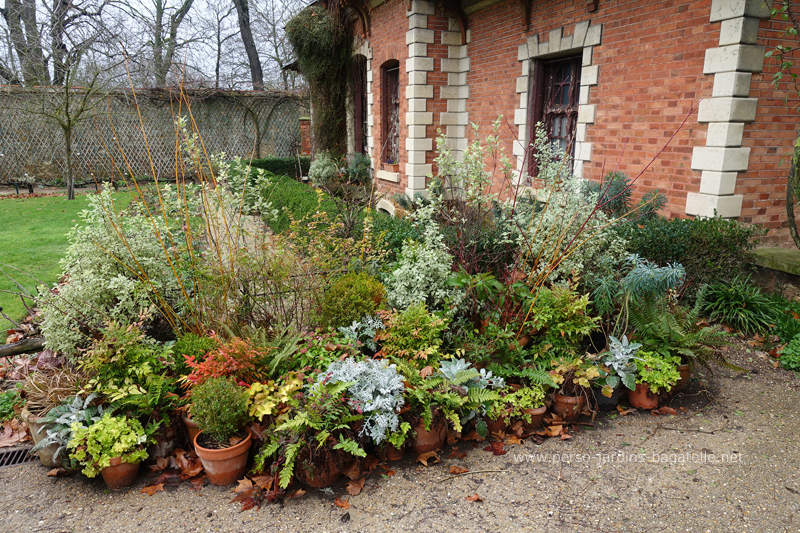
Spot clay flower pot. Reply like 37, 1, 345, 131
376, 442, 405, 462
26, 413, 60, 468
553, 393, 586, 423
100, 457, 140, 491
194, 431, 252, 486
182, 413, 201, 446
485, 415, 508, 435
409, 415, 447, 454
628, 382, 659, 410
295, 448, 343, 488
674, 364, 691, 393
521, 406, 547, 432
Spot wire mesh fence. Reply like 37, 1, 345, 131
0, 88, 309, 184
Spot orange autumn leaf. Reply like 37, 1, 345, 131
346, 477, 366, 496
416, 451, 440, 466
287, 487, 307, 499
465, 493, 483, 502
449, 466, 469, 475
334, 496, 350, 509
140, 483, 164, 496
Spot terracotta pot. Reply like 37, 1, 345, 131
521, 406, 547, 432
485, 416, 507, 434
376, 442, 405, 462
194, 431, 252, 486
183, 413, 200, 446
553, 393, 586, 423
592, 385, 622, 413
26, 413, 60, 468
410, 415, 447, 454
674, 364, 691, 392
147, 423, 179, 463
628, 382, 659, 410
100, 457, 141, 491
295, 448, 342, 488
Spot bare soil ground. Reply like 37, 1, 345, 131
2, 339, 800, 533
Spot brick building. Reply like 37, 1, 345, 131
339, 0, 799, 245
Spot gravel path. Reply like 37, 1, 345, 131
3, 341, 800, 533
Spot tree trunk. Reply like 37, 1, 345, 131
65, 127, 75, 200
232, 0, 263, 90
0, 337, 45, 358
786, 132, 800, 250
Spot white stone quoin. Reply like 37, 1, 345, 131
686, 0, 771, 218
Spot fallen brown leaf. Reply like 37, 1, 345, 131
46, 467, 69, 477
616, 406, 635, 416
448, 449, 467, 460
334, 496, 350, 509
250, 475, 273, 491
465, 494, 483, 502
148, 456, 169, 472
419, 366, 434, 379
286, 488, 306, 499
345, 477, 366, 496
231, 488, 263, 511
140, 483, 164, 496
233, 478, 253, 493
505, 435, 524, 446
342, 459, 362, 480
188, 476, 207, 491
363, 455, 379, 473
449, 466, 469, 475
652, 406, 678, 416
483, 441, 507, 456
416, 451, 441, 466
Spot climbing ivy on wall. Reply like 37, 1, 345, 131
286, 4, 351, 156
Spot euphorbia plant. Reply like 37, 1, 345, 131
67, 412, 152, 478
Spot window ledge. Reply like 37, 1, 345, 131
376, 169, 400, 183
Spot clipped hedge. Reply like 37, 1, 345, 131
617, 216, 765, 288
260, 174, 335, 233
248, 156, 311, 180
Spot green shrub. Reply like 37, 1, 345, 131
635, 351, 681, 394
370, 211, 423, 262
308, 151, 340, 183
375, 302, 448, 369
0, 388, 23, 422
67, 413, 150, 478
259, 174, 336, 233
317, 272, 385, 329
172, 333, 219, 377
780, 334, 800, 372
190, 378, 249, 443
770, 294, 800, 344
248, 156, 311, 180
704, 277, 779, 336
618, 215, 764, 289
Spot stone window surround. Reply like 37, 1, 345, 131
514, 20, 603, 182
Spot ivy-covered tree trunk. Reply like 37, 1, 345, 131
786, 131, 800, 249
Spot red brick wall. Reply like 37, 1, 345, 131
370, 0, 409, 198
365, 0, 798, 245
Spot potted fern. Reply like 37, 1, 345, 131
191, 378, 252, 486
253, 380, 366, 492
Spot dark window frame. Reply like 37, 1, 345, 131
352, 55, 368, 155
381, 60, 400, 165
527, 55, 582, 176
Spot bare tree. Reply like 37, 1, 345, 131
251, 0, 301, 90
231, 0, 262, 89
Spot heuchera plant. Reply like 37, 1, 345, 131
67, 413, 150, 478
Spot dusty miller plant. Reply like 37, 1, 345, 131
316, 358, 405, 445
338, 315, 384, 353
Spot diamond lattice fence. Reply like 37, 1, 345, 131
0, 88, 309, 184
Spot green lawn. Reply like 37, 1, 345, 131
0, 193, 131, 327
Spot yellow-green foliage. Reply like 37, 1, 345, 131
67, 413, 149, 478
247, 374, 303, 421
